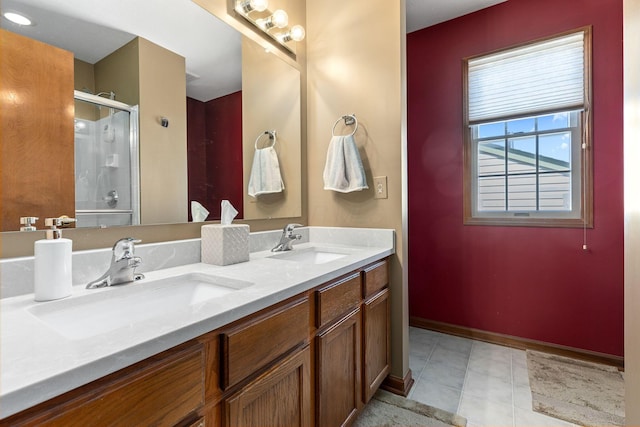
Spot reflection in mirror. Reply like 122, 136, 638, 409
0, 0, 301, 232
242, 38, 302, 220
74, 91, 140, 228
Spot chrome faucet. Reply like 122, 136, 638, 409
271, 224, 303, 252
86, 238, 145, 289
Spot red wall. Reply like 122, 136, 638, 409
407, 0, 624, 356
187, 92, 244, 220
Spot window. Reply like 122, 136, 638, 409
463, 28, 593, 228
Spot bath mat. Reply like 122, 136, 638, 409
354, 389, 467, 427
527, 350, 625, 426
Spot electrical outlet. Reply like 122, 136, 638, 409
374, 176, 388, 199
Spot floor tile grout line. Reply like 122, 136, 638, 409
407, 331, 437, 398
456, 339, 474, 416
416, 333, 438, 383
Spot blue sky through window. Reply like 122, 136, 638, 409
477, 112, 573, 169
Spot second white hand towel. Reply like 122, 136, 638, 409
248, 146, 285, 197
323, 134, 368, 192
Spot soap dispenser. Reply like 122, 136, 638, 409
34, 217, 76, 302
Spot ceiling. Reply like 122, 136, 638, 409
405, 0, 507, 33
1, 0, 507, 101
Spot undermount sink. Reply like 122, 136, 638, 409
27, 273, 252, 340
268, 247, 350, 264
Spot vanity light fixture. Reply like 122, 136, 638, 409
3, 11, 33, 26
234, 0, 304, 53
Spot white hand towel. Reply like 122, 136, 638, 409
248, 146, 285, 197
323, 134, 368, 192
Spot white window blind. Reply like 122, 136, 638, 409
467, 31, 585, 123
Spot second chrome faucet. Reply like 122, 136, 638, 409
86, 237, 145, 289
272, 224, 302, 252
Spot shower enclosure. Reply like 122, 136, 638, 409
73, 91, 140, 228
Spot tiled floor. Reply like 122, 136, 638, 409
408, 327, 577, 427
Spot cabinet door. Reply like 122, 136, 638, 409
363, 288, 391, 403
316, 308, 362, 427
226, 346, 311, 427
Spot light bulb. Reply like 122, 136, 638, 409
271, 9, 288, 28
249, 0, 268, 12
237, 0, 268, 14
289, 25, 305, 42
279, 25, 306, 43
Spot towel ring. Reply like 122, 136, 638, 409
254, 130, 277, 149
332, 114, 358, 137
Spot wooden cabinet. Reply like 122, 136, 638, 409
316, 273, 361, 328
222, 298, 309, 389
221, 297, 311, 427
315, 272, 364, 427
362, 261, 391, 403
316, 309, 362, 427
363, 288, 391, 403
0, 343, 205, 427
2, 258, 391, 427
226, 346, 311, 427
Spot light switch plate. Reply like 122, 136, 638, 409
374, 176, 388, 199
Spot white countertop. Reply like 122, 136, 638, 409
0, 227, 394, 419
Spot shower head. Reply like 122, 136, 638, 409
96, 91, 116, 100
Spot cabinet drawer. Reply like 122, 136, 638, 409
316, 273, 361, 328
363, 260, 388, 298
14, 345, 205, 427
222, 297, 309, 389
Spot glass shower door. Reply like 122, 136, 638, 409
73, 91, 139, 228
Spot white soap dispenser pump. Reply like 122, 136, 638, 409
34, 217, 76, 302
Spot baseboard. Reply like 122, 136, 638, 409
410, 316, 624, 369
381, 370, 414, 397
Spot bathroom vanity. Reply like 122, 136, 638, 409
0, 227, 394, 427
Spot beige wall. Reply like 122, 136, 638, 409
242, 37, 302, 220
137, 38, 188, 225
73, 59, 96, 121
74, 58, 95, 95
306, 0, 408, 381
624, 0, 640, 423
94, 38, 140, 106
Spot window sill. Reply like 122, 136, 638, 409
463, 216, 593, 228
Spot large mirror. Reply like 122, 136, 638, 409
0, 0, 302, 232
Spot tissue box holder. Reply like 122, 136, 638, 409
201, 224, 250, 266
